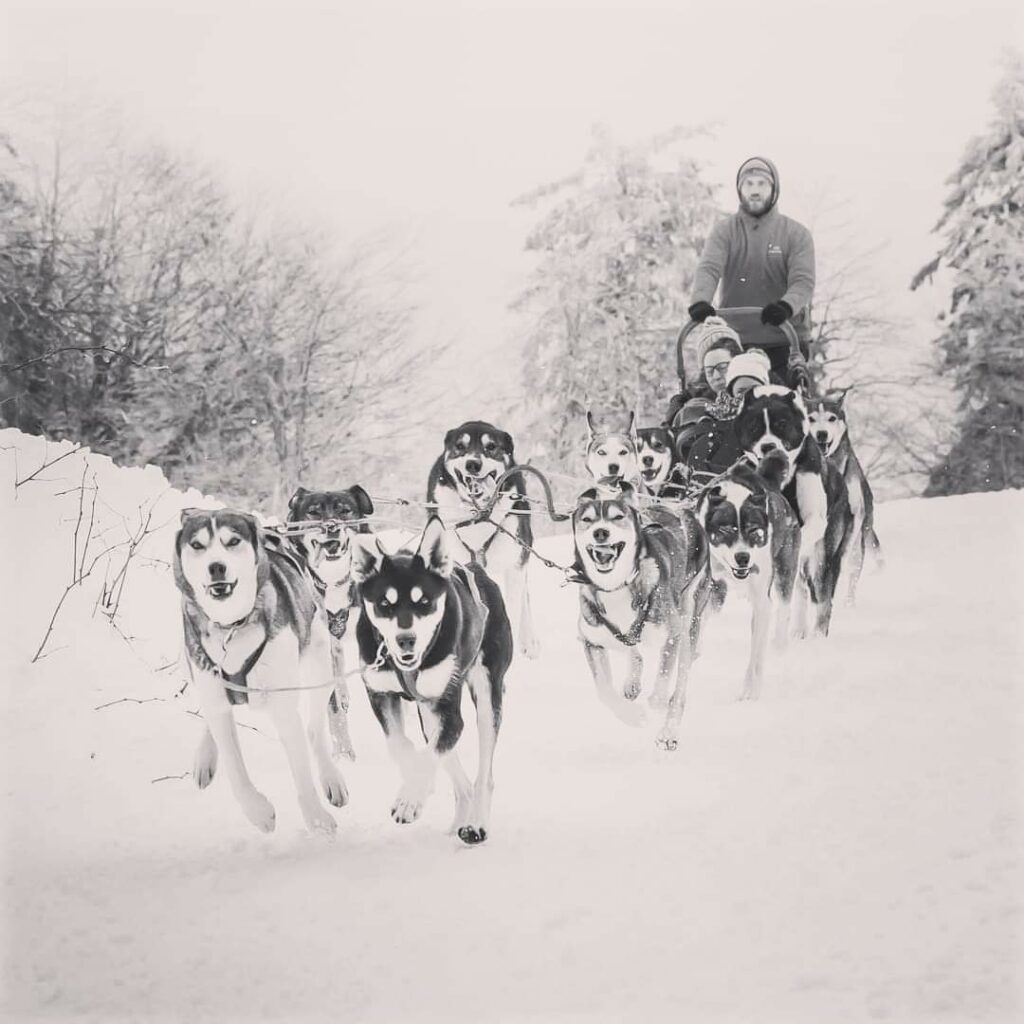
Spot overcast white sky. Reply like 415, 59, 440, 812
3, 0, 1022, 407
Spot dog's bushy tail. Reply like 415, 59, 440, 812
756, 450, 790, 492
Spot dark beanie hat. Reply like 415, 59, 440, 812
736, 156, 779, 211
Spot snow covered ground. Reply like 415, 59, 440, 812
1, 429, 1022, 1023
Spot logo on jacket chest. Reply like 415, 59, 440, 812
767, 242, 783, 256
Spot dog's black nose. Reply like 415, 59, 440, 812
465, 457, 482, 475
607, 463, 619, 475
816, 431, 828, 442
395, 633, 416, 653
642, 456, 654, 467
208, 561, 227, 580
735, 550, 750, 567
593, 527, 610, 544
760, 442, 777, 453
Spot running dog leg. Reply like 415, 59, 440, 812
506, 562, 540, 660
582, 639, 646, 728
190, 666, 276, 833
460, 662, 501, 845
193, 725, 218, 789
307, 622, 349, 807
417, 702, 473, 834
647, 631, 680, 710
741, 585, 772, 701
327, 640, 357, 761
657, 613, 696, 751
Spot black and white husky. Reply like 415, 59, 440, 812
571, 481, 712, 751
175, 510, 346, 834
287, 485, 375, 760
699, 454, 801, 700
426, 420, 538, 659
352, 517, 513, 845
806, 394, 882, 604
734, 385, 853, 638
585, 410, 641, 485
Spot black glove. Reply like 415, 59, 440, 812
688, 301, 716, 323
760, 300, 793, 326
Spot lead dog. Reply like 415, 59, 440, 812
734, 386, 853, 637
427, 420, 539, 659
352, 517, 513, 845
175, 509, 346, 834
698, 453, 801, 700
571, 481, 712, 751
806, 393, 882, 604
287, 485, 375, 760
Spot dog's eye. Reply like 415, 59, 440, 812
189, 539, 205, 551
579, 510, 597, 524
827, 415, 837, 423
717, 525, 738, 538
308, 506, 321, 516
484, 442, 496, 454
596, 449, 607, 457
607, 509, 625, 521
417, 594, 432, 607
749, 529, 766, 544
377, 596, 391, 610
224, 536, 241, 548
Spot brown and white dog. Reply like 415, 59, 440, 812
571, 481, 712, 750
175, 509, 346, 834
426, 420, 538, 659
287, 485, 375, 761
637, 425, 689, 499
806, 393, 882, 604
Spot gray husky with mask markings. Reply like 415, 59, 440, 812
571, 481, 712, 751
174, 509, 346, 835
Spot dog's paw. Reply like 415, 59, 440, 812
193, 730, 218, 789
243, 792, 276, 833
654, 730, 679, 752
303, 805, 337, 835
519, 635, 541, 661
322, 771, 349, 808
457, 825, 488, 845
623, 680, 642, 702
391, 796, 424, 824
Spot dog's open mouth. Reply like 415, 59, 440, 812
393, 651, 420, 669
206, 580, 237, 599
456, 469, 497, 503
731, 566, 751, 580
317, 536, 348, 561
816, 438, 831, 455
587, 542, 625, 572
641, 466, 661, 482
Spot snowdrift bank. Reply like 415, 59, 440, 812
2, 429, 1022, 1023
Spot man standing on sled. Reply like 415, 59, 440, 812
687, 156, 815, 389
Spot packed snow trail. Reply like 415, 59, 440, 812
1, 433, 1021, 1022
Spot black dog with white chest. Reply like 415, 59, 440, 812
734, 385, 853, 638
352, 517, 513, 845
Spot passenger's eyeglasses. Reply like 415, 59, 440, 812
704, 361, 730, 377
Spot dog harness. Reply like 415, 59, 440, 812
580, 577, 655, 647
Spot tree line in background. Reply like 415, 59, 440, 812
0, 114, 439, 510
3, 53, 1021, 512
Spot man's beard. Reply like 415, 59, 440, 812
741, 196, 770, 217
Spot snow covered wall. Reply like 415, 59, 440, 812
1, 428, 1022, 1023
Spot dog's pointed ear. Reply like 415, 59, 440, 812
288, 487, 308, 513
499, 430, 515, 461
180, 507, 204, 525
586, 411, 598, 437
415, 516, 452, 578
627, 410, 637, 438
577, 487, 599, 503
707, 486, 726, 506
352, 535, 387, 582
617, 480, 638, 505
349, 485, 374, 517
